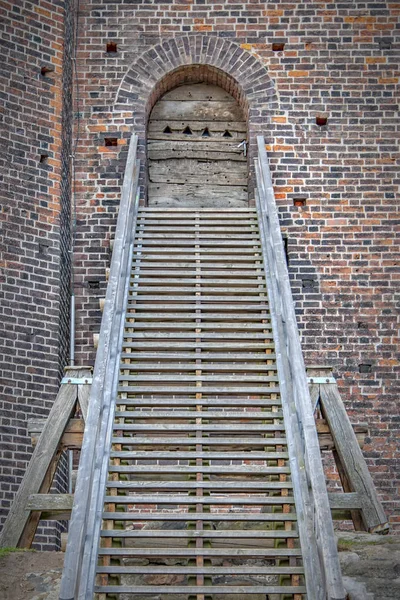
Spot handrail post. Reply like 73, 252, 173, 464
255, 136, 346, 600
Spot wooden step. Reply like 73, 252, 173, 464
97, 547, 300, 558
103, 494, 295, 505
115, 397, 281, 406
137, 207, 258, 213
107, 465, 290, 474
111, 437, 288, 446
126, 303, 270, 311
97, 565, 304, 575
101, 511, 297, 522
119, 363, 277, 372
125, 295, 268, 302
114, 410, 282, 418
110, 451, 289, 459
106, 481, 293, 491
124, 312, 271, 320
95, 585, 307, 595
123, 323, 272, 331
100, 528, 297, 537
97, 208, 306, 599
117, 385, 280, 394
118, 373, 278, 382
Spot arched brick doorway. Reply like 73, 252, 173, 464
147, 81, 248, 207
114, 35, 277, 203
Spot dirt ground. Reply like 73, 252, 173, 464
0, 533, 400, 600
0, 550, 64, 600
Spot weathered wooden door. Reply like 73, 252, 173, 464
147, 83, 248, 207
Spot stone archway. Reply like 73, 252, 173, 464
115, 35, 277, 201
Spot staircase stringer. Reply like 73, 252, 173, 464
255, 136, 346, 600
255, 188, 324, 600
59, 132, 140, 600
81, 191, 142, 598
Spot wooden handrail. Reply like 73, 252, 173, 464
59, 133, 140, 600
255, 136, 346, 600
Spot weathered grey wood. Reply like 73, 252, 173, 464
28, 418, 84, 449
111, 437, 288, 446
126, 297, 267, 305
124, 324, 271, 332
119, 372, 277, 381
117, 397, 282, 406
126, 304, 269, 311
161, 83, 235, 102
95, 585, 306, 595
112, 423, 285, 432
0, 372, 82, 547
148, 142, 245, 161
256, 139, 345, 600
257, 139, 346, 600
117, 385, 280, 394
119, 362, 276, 371
77, 378, 92, 422
103, 495, 295, 505
123, 333, 272, 341
26, 493, 74, 512
97, 565, 304, 575
151, 100, 243, 122
121, 343, 275, 351
101, 528, 296, 537
149, 159, 247, 183
148, 83, 247, 207
138, 207, 256, 212
148, 184, 248, 207
61, 202, 324, 599
59, 134, 140, 600
110, 451, 289, 460
99, 547, 301, 560
102, 511, 297, 521
320, 382, 389, 533
114, 410, 281, 418
99, 538, 296, 550
328, 492, 363, 510
148, 124, 246, 139
136, 238, 260, 247
108, 465, 290, 474
138, 217, 258, 229
106, 481, 292, 490
98, 547, 302, 557
136, 231, 258, 239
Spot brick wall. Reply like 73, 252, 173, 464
1, 0, 398, 540
70, 0, 399, 530
0, 0, 74, 548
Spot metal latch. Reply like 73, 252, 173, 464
307, 377, 336, 384
237, 140, 247, 157
61, 376, 93, 385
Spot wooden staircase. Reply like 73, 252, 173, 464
59, 135, 346, 600
95, 206, 305, 598
0, 133, 387, 598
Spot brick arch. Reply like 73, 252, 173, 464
115, 35, 277, 200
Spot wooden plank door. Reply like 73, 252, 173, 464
147, 83, 248, 207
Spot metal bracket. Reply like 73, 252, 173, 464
61, 376, 93, 385
307, 376, 336, 384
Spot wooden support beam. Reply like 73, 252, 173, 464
0, 367, 91, 548
308, 366, 389, 534
20, 492, 364, 526
27, 417, 368, 452
321, 381, 389, 533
